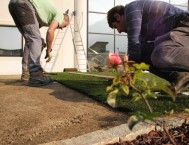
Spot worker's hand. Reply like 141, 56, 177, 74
59, 11, 70, 29
44, 49, 52, 62
41, 38, 46, 48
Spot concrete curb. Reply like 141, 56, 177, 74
41, 115, 188, 145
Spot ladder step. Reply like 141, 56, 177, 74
75, 45, 83, 46
76, 48, 84, 50
74, 35, 80, 36
74, 42, 82, 44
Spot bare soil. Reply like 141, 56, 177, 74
0, 77, 128, 145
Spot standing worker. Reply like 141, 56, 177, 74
9, 0, 69, 86
107, 0, 189, 94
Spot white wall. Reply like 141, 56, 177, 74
0, 0, 74, 75
0, 0, 21, 75
0, 0, 15, 25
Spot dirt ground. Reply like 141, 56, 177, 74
0, 76, 128, 145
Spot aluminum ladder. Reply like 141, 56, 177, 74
43, 23, 69, 72
69, 11, 90, 72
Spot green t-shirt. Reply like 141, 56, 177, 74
29, 0, 64, 27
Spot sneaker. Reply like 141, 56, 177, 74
21, 71, 29, 81
28, 70, 53, 87
171, 72, 189, 94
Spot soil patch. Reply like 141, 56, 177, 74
0, 77, 128, 145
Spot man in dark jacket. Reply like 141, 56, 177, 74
107, 0, 189, 94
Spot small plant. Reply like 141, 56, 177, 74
106, 53, 176, 130
106, 53, 189, 144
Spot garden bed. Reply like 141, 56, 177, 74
108, 120, 189, 145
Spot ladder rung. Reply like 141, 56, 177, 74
77, 49, 85, 55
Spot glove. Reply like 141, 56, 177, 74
41, 38, 46, 52
44, 49, 52, 62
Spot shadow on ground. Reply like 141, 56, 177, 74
0, 76, 128, 145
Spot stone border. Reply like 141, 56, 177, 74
41, 115, 188, 145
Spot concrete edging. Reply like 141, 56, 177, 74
41, 116, 187, 145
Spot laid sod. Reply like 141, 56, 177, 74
49, 72, 189, 115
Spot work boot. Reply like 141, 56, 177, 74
28, 70, 53, 87
171, 72, 189, 94
21, 70, 29, 81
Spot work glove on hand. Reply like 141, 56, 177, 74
44, 49, 52, 62
41, 38, 46, 51
41, 38, 46, 48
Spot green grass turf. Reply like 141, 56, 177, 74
48, 72, 189, 115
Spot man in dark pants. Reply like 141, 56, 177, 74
8, 0, 69, 86
107, 0, 189, 95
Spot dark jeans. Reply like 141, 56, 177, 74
142, 16, 189, 83
9, 0, 42, 73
